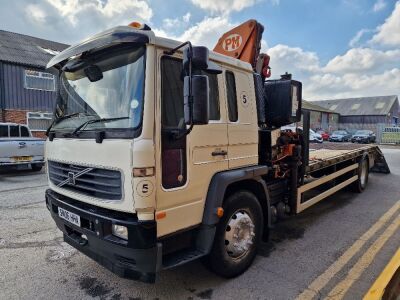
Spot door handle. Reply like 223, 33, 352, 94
212, 150, 228, 157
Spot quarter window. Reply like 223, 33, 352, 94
25, 70, 55, 91
20, 126, 30, 137
226, 71, 238, 122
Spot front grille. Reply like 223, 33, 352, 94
48, 161, 122, 200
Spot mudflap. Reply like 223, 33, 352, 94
371, 148, 390, 174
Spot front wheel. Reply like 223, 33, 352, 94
203, 191, 263, 278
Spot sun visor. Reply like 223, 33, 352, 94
47, 26, 150, 69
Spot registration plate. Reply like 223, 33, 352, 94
58, 207, 81, 227
12, 156, 32, 162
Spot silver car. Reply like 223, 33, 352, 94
0, 123, 45, 171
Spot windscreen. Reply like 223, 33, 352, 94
52, 45, 146, 133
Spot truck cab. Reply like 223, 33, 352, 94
45, 24, 264, 282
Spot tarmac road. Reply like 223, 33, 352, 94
0, 146, 399, 300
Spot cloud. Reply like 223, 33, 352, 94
324, 48, 400, 74
190, 0, 258, 14
162, 13, 191, 30
155, 16, 238, 49
263, 44, 399, 100
349, 29, 372, 47
307, 68, 400, 99
370, 1, 400, 46
267, 44, 320, 75
26, 4, 47, 24
45, 0, 153, 25
21, 0, 153, 44
373, 0, 387, 12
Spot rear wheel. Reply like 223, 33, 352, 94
351, 156, 369, 193
203, 190, 263, 278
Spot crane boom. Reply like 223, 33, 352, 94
214, 19, 271, 78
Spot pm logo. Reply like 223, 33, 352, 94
223, 34, 242, 52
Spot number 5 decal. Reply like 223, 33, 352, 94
240, 91, 249, 107
136, 180, 153, 197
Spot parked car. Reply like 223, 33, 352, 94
316, 130, 330, 141
351, 130, 376, 143
0, 123, 45, 171
310, 129, 323, 143
281, 126, 323, 143
329, 130, 352, 142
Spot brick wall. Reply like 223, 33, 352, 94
2, 109, 47, 139
3, 109, 27, 124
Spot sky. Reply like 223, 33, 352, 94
0, 0, 399, 100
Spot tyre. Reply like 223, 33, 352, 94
31, 164, 43, 172
203, 190, 263, 278
351, 156, 369, 193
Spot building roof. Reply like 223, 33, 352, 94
311, 95, 398, 116
302, 100, 339, 114
0, 30, 68, 69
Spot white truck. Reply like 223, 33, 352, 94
0, 122, 45, 171
44, 20, 390, 283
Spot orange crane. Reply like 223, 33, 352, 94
213, 19, 271, 78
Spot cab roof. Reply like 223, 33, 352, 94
47, 26, 253, 73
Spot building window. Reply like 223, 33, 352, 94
27, 112, 53, 131
25, 70, 55, 91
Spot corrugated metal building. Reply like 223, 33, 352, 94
302, 100, 340, 131
312, 95, 399, 133
0, 30, 68, 137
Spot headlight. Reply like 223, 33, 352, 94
112, 224, 128, 240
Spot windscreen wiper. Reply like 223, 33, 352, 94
69, 116, 130, 137
46, 112, 84, 136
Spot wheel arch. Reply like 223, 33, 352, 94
202, 166, 271, 229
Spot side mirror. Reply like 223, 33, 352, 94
184, 75, 209, 125
264, 78, 302, 127
183, 46, 209, 71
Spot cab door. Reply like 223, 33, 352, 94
155, 52, 228, 237
224, 68, 258, 169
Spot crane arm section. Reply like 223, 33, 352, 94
213, 19, 271, 78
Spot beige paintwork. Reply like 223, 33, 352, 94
45, 28, 258, 238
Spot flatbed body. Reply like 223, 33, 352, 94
307, 143, 381, 173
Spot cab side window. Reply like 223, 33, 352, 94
161, 58, 220, 127
225, 71, 238, 122
0, 125, 8, 137
9, 125, 19, 137
20, 126, 30, 137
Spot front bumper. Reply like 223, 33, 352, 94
329, 138, 342, 142
45, 189, 161, 283
352, 137, 368, 143
0, 159, 44, 167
